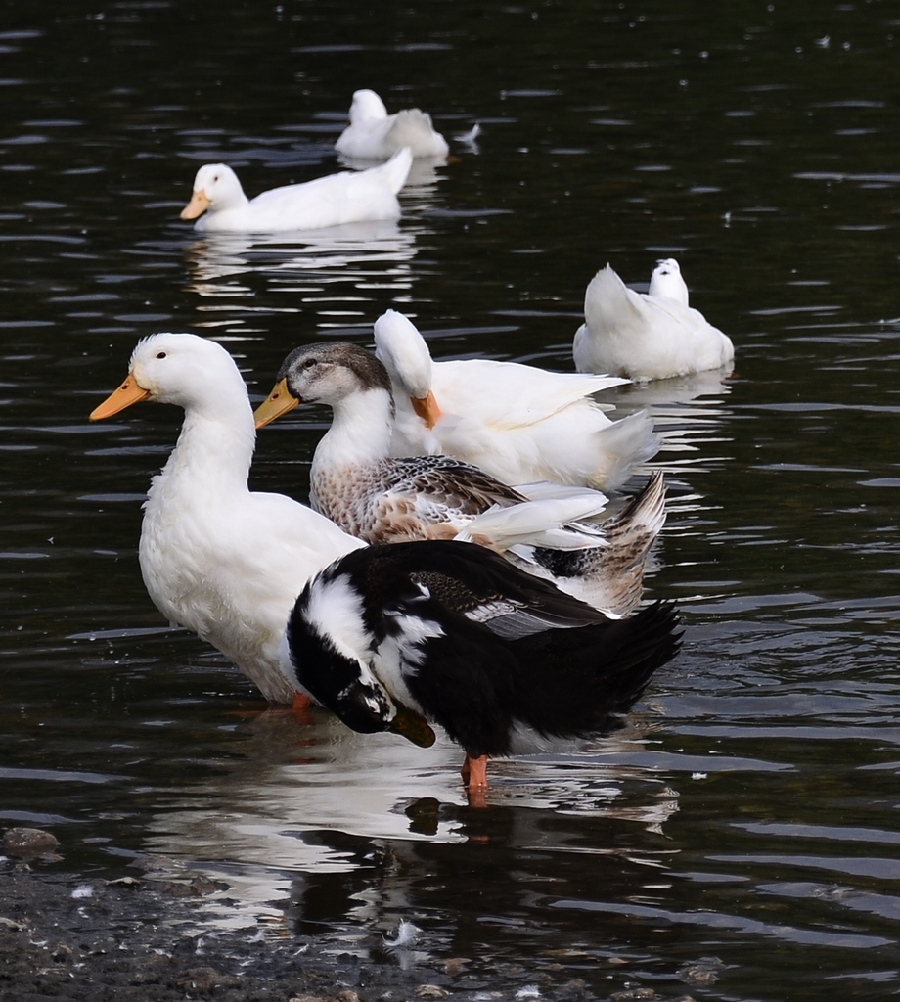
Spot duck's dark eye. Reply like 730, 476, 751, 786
156, 351, 167, 359
302, 358, 317, 370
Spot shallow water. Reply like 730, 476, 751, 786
3, 2, 900, 998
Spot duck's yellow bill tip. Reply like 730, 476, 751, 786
254, 378, 299, 429
180, 190, 210, 220
90, 377, 151, 421
389, 704, 436, 749
411, 389, 442, 429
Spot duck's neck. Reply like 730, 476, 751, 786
311, 387, 394, 477
153, 396, 256, 502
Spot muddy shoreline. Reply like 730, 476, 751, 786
0, 861, 452, 1001
0, 861, 605, 1001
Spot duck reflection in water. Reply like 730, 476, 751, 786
183, 217, 416, 285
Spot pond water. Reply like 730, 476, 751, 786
3, 1, 900, 998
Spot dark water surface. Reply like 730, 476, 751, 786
3, 2, 900, 998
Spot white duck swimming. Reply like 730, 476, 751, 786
284, 539, 682, 788
336, 89, 449, 161
373, 309, 659, 491
180, 148, 413, 233
254, 341, 668, 616
573, 258, 735, 381
89, 333, 365, 705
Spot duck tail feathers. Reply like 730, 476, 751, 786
509, 599, 681, 737
513, 472, 667, 615
375, 146, 414, 194
590, 409, 660, 491
584, 264, 651, 332
456, 492, 609, 551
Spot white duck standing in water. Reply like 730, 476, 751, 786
254, 341, 668, 617
180, 148, 413, 233
283, 539, 682, 789
373, 308, 659, 491
90, 333, 365, 705
336, 89, 449, 161
573, 258, 735, 381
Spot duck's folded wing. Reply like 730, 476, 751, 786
389, 455, 528, 515
374, 539, 615, 638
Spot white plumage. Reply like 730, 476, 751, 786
336, 89, 449, 161
573, 258, 735, 381
180, 149, 412, 233
373, 309, 658, 491
90, 333, 364, 704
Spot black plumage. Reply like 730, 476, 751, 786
285, 539, 681, 785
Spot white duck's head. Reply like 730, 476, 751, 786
254, 341, 394, 427
180, 163, 248, 221
90, 333, 249, 421
373, 309, 443, 429
374, 309, 432, 397
649, 258, 690, 305
348, 88, 389, 123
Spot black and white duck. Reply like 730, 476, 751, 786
254, 341, 667, 617
281, 539, 682, 788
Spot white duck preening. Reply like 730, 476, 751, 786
180, 148, 413, 233
373, 309, 659, 491
89, 333, 366, 705
573, 258, 735, 381
254, 341, 668, 617
336, 89, 449, 161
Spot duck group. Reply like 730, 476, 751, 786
253, 339, 666, 617
82, 86, 743, 791
90, 325, 682, 787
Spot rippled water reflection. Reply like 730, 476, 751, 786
4, 2, 900, 998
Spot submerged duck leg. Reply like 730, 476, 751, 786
461, 753, 489, 789
292, 690, 314, 724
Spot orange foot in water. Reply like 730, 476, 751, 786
460, 753, 489, 788
291, 690, 314, 725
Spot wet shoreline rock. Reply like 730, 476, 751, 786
0, 865, 476, 1002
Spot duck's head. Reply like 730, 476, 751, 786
649, 258, 689, 304
373, 309, 442, 428
180, 163, 245, 220
349, 88, 388, 123
90, 333, 245, 420
286, 571, 435, 748
254, 341, 393, 428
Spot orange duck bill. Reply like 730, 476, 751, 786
90, 375, 151, 421
180, 189, 211, 220
410, 389, 442, 429
254, 378, 299, 429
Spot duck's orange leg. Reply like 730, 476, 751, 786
461, 753, 489, 789
292, 690, 313, 725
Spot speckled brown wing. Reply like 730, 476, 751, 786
313, 454, 532, 545
386, 455, 528, 515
